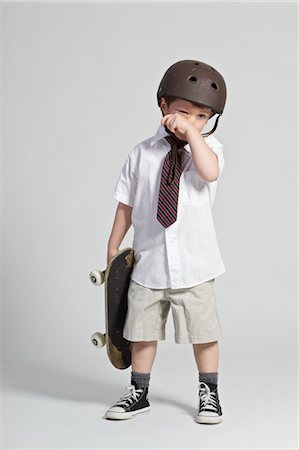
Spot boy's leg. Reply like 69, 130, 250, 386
192, 340, 219, 373
193, 341, 223, 424
104, 341, 157, 420
131, 341, 157, 388
132, 340, 158, 372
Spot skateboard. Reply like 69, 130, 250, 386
89, 247, 135, 369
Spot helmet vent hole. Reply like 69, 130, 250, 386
194, 62, 199, 65
188, 76, 197, 83
211, 82, 218, 90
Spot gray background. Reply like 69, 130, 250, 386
1, 1, 298, 449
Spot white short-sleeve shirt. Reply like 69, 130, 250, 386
112, 124, 226, 289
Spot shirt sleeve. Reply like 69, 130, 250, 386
112, 149, 138, 207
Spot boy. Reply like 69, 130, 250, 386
104, 60, 227, 424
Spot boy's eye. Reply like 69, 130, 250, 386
179, 110, 207, 118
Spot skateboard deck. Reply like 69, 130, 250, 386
89, 247, 135, 369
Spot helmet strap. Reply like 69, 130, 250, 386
201, 114, 221, 137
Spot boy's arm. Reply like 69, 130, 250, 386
107, 202, 132, 264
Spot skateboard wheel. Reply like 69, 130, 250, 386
91, 332, 106, 348
89, 269, 105, 285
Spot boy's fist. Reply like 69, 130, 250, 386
161, 113, 195, 139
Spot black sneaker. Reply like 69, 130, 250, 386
196, 381, 223, 424
104, 381, 151, 420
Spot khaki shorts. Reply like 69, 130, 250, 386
123, 278, 222, 344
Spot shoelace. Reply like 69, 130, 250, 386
199, 382, 218, 412
114, 385, 144, 407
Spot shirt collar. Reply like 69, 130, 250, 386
150, 124, 210, 153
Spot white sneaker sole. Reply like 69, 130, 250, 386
196, 414, 223, 424
104, 406, 151, 420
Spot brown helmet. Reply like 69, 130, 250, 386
157, 60, 227, 136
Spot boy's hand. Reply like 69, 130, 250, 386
161, 113, 196, 139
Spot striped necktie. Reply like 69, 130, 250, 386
156, 133, 187, 228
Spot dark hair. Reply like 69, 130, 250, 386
162, 95, 213, 117
163, 95, 178, 107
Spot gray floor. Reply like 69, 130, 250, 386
3, 344, 298, 449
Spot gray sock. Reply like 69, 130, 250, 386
131, 371, 151, 389
199, 372, 218, 385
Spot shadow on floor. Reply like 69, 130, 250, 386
4, 359, 195, 417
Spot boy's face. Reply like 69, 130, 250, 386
160, 97, 212, 139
